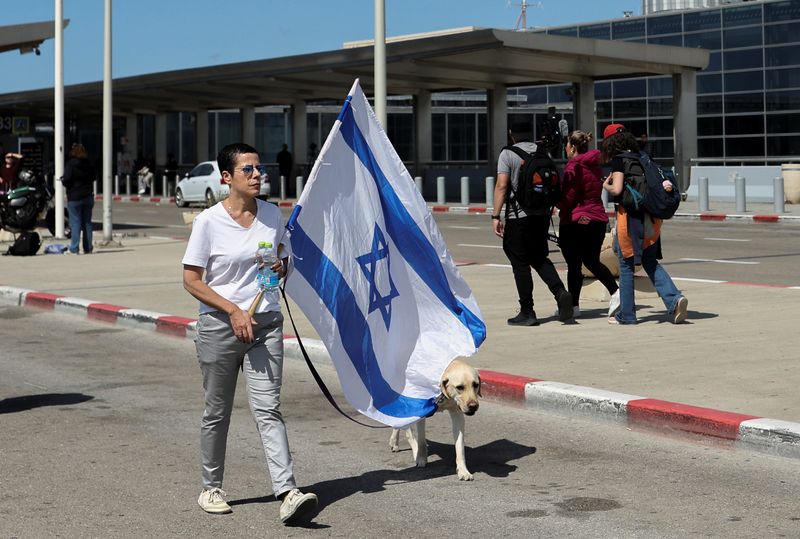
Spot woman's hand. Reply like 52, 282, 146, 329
229, 308, 257, 343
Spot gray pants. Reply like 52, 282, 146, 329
195, 311, 296, 497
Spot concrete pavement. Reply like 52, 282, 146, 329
1, 199, 799, 458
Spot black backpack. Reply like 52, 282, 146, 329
617, 151, 680, 219
5, 231, 42, 256
503, 145, 560, 214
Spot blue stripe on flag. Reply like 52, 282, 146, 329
338, 103, 487, 348
287, 209, 437, 420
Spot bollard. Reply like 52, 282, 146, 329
698, 176, 709, 212
280, 175, 287, 200
735, 173, 746, 213
114, 174, 119, 195
460, 176, 469, 206
125, 174, 131, 195
296, 176, 304, 199
485, 176, 494, 207
414, 176, 423, 195
601, 189, 609, 209
774, 176, 785, 214
437, 176, 445, 205
150, 176, 155, 198
162, 174, 168, 197
94, 180, 98, 194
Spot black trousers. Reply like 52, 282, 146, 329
558, 220, 619, 306
502, 215, 565, 312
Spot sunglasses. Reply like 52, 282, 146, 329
236, 164, 267, 176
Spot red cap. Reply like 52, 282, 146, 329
603, 123, 626, 139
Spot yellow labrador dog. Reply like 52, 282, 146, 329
389, 359, 481, 481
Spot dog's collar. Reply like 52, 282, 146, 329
435, 392, 448, 406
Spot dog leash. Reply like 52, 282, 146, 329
280, 286, 389, 429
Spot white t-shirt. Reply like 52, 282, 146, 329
182, 199, 291, 315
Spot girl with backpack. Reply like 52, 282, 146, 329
601, 124, 688, 325
557, 130, 619, 318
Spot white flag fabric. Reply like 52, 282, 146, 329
285, 79, 486, 428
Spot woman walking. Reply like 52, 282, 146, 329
557, 130, 619, 318
601, 124, 688, 325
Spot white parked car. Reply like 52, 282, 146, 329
175, 160, 270, 207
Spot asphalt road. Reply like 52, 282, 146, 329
2, 307, 799, 538
101, 202, 800, 287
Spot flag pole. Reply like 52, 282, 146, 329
373, 0, 387, 128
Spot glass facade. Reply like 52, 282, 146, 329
543, 0, 800, 163
165, 0, 800, 169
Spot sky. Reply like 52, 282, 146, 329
1, 0, 641, 94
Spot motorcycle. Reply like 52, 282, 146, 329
0, 169, 71, 238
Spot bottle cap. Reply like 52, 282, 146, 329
264, 242, 273, 248
258, 241, 267, 247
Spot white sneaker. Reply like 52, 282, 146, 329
279, 488, 318, 523
608, 290, 621, 317
672, 296, 689, 324
553, 306, 580, 318
198, 487, 232, 514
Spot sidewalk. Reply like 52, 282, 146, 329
1, 204, 799, 458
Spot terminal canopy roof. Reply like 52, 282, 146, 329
0, 20, 67, 55
0, 27, 708, 113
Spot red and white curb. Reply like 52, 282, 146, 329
2, 284, 798, 458
95, 194, 176, 204
103, 196, 799, 223
479, 371, 800, 458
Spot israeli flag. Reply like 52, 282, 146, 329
285, 80, 486, 428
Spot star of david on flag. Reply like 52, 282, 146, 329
356, 224, 400, 330
284, 79, 486, 428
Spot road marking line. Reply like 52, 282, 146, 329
447, 225, 483, 230
485, 263, 512, 268
680, 257, 759, 265
121, 221, 187, 228
457, 243, 503, 249
703, 237, 751, 242
673, 277, 726, 284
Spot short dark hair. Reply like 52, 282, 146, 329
509, 121, 533, 142
217, 142, 259, 175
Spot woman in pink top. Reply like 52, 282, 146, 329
557, 130, 619, 317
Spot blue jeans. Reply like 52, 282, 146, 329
67, 196, 94, 254
613, 236, 682, 324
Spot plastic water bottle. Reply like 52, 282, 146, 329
256, 241, 280, 292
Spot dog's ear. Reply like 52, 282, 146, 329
440, 377, 449, 398
477, 374, 482, 397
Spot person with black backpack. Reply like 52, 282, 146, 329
601, 123, 688, 325
491, 121, 573, 326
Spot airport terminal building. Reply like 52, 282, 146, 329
0, 0, 797, 198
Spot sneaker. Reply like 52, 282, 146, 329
608, 290, 621, 317
279, 488, 318, 523
507, 310, 539, 326
553, 306, 580, 318
672, 296, 688, 324
556, 290, 574, 322
198, 487, 232, 514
